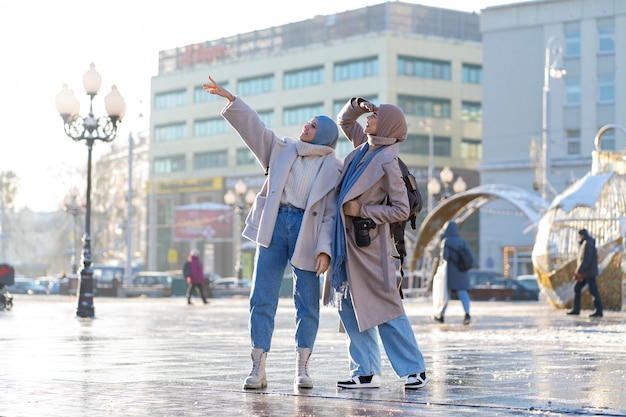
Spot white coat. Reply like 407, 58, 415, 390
221, 98, 343, 272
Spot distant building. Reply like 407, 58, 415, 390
148, 1, 483, 274
480, 0, 626, 276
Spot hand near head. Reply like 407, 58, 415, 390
202, 76, 235, 102
359, 99, 377, 113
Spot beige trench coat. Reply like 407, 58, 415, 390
222, 98, 342, 272
337, 101, 409, 331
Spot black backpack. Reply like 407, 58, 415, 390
182, 261, 191, 278
450, 244, 474, 272
390, 158, 423, 298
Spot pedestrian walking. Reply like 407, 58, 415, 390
567, 228, 603, 317
202, 76, 343, 389
433, 221, 473, 325
184, 249, 208, 305
331, 97, 428, 390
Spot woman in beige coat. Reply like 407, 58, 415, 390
203, 77, 343, 390
331, 97, 428, 390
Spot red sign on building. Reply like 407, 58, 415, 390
174, 202, 233, 242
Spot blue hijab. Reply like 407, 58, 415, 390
330, 144, 384, 292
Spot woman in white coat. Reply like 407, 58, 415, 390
331, 97, 428, 390
203, 77, 343, 390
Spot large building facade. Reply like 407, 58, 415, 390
148, 2, 483, 275
480, 0, 626, 277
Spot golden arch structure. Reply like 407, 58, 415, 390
411, 124, 626, 311
532, 124, 626, 311
409, 184, 548, 293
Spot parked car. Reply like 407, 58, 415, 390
466, 270, 538, 301
211, 277, 251, 298
7, 277, 48, 295
516, 274, 542, 300
122, 271, 173, 298
34, 276, 60, 295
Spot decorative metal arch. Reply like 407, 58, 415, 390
409, 184, 549, 272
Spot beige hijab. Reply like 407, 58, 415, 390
367, 103, 407, 147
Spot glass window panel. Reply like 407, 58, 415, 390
334, 57, 379, 81
238, 75, 275, 96
598, 75, 614, 103
462, 64, 482, 84
284, 66, 324, 89
193, 151, 228, 169
283, 103, 324, 126
154, 155, 186, 174
154, 123, 187, 142
154, 90, 187, 110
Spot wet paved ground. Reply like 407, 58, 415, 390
1, 294, 625, 417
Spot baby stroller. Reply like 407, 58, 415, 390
0, 263, 14, 311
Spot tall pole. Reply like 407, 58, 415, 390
125, 132, 134, 287
541, 37, 566, 201
541, 45, 550, 201
78, 139, 95, 317
55, 63, 125, 318
421, 121, 435, 213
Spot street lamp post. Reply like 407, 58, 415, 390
55, 63, 126, 318
427, 166, 466, 205
541, 36, 566, 200
63, 188, 82, 274
224, 180, 255, 279
419, 121, 435, 213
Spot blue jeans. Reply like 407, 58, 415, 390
338, 289, 426, 378
249, 205, 320, 352
441, 289, 470, 316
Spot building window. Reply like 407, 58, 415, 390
194, 83, 229, 103
238, 75, 275, 96
236, 148, 256, 166
257, 110, 275, 128
403, 134, 451, 157
565, 78, 580, 105
598, 28, 615, 54
154, 155, 186, 174
284, 66, 324, 89
283, 103, 324, 125
461, 101, 482, 122
598, 75, 615, 104
462, 63, 482, 84
154, 123, 187, 142
566, 129, 581, 155
194, 118, 229, 137
600, 130, 615, 151
334, 57, 379, 81
461, 138, 481, 159
397, 56, 451, 80
154, 90, 187, 110
398, 95, 451, 119
565, 31, 580, 58
194, 150, 228, 169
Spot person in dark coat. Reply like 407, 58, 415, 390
433, 221, 473, 325
567, 229, 603, 318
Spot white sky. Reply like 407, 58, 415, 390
0, 0, 522, 212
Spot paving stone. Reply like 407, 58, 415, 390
1, 295, 624, 416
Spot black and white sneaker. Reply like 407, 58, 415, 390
405, 372, 429, 390
337, 374, 380, 389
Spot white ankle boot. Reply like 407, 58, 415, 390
243, 348, 267, 389
295, 347, 313, 388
